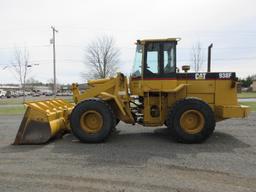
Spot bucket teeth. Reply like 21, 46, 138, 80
13, 99, 74, 145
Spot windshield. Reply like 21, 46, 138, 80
131, 44, 143, 77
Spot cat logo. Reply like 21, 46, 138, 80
195, 73, 206, 80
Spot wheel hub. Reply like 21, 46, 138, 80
80, 110, 103, 134
180, 110, 205, 134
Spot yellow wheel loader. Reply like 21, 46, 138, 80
14, 38, 250, 144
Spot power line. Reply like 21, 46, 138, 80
0, 45, 51, 50
1, 43, 256, 50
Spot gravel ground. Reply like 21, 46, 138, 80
0, 114, 255, 192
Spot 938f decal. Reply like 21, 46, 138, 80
219, 72, 232, 79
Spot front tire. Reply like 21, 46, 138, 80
70, 99, 116, 143
167, 98, 215, 143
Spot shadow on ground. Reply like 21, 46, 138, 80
1, 126, 250, 166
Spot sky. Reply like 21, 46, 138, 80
0, 0, 255, 84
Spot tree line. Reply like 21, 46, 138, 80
239, 75, 256, 87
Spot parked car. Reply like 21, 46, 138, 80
0, 90, 6, 98
67, 91, 73, 96
5, 90, 12, 98
45, 91, 53, 96
32, 92, 41, 97
25, 91, 32, 96
56, 92, 63, 96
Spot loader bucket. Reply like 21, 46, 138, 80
13, 99, 74, 145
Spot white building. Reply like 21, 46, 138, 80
252, 80, 256, 92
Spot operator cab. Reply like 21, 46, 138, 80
131, 38, 180, 79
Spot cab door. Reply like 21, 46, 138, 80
142, 41, 177, 125
143, 42, 162, 91
143, 41, 177, 90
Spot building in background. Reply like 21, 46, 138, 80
0, 85, 21, 91
252, 80, 256, 92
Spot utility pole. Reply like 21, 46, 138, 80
207, 43, 213, 72
51, 26, 58, 97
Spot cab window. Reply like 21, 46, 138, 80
145, 43, 160, 74
131, 44, 143, 77
163, 43, 175, 73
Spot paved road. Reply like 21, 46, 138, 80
239, 98, 256, 102
0, 114, 255, 192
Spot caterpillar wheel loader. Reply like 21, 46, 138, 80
14, 38, 250, 145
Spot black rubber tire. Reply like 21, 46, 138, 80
70, 99, 116, 143
167, 98, 216, 143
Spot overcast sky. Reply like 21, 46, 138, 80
0, 0, 255, 84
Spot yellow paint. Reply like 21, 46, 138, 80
187, 80, 215, 93
130, 77, 249, 126
72, 73, 135, 124
14, 99, 74, 144
80, 110, 103, 134
180, 110, 205, 134
215, 105, 250, 118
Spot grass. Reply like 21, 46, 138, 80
0, 105, 26, 115
238, 92, 256, 98
0, 98, 24, 105
240, 102, 256, 112
0, 96, 74, 115
0, 96, 73, 105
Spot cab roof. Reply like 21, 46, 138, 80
137, 38, 181, 44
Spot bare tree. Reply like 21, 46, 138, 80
26, 77, 42, 90
26, 77, 42, 86
82, 36, 120, 80
191, 42, 205, 72
12, 48, 31, 103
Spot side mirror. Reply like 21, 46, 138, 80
182, 65, 190, 73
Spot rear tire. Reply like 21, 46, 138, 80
70, 99, 116, 143
167, 98, 215, 143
